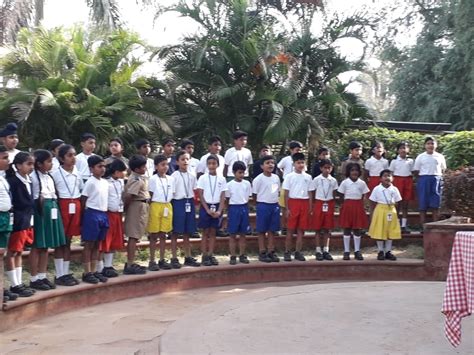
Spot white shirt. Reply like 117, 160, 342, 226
413, 152, 446, 176
51, 166, 82, 199
282, 172, 314, 199
52, 157, 60, 171
225, 179, 252, 205
311, 174, 338, 201
0, 176, 12, 211
31, 171, 57, 199
369, 184, 402, 205
188, 157, 200, 176
171, 170, 196, 200
196, 153, 225, 176
107, 178, 124, 212
15, 172, 31, 195
389, 156, 414, 177
82, 176, 108, 211
75, 152, 95, 181
7, 149, 20, 164
252, 173, 280, 204
277, 156, 294, 178
197, 173, 227, 204
364, 156, 389, 177
144, 157, 155, 178
337, 178, 370, 200
224, 147, 253, 177
149, 174, 175, 203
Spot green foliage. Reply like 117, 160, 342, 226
438, 131, 474, 168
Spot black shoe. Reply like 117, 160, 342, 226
258, 251, 272, 263
93, 272, 108, 283
170, 258, 182, 269
102, 267, 119, 278
315, 252, 324, 261
4, 289, 18, 301
10, 284, 34, 297
323, 251, 333, 261
294, 251, 306, 261
190, 231, 201, 239
283, 251, 292, 262
209, 255, 219, 266
82, 272, 99, 284
239, 254, 250, 264
202, 255, 212, 267
268, 251, 280, 262
343, 252, 351, 261
148, 261, 160, 271
377, 251, 385, 260
217, 229, 229, 237
385, 251, 397, 261
30, 279, 51, 291
55, 275, 77, 286
159, 259, 172, 270
354, 251, 364, 261
401, 226, 411, 234
64, 273, 80, 285
184, 256, 201, 267
229, 256, 237, 265
124, 263, 147, 275
42, 278, 56, 289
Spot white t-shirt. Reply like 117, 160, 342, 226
413, 152, 446, 176
364, 156, 389, 177
311, 174, 338, 201
197, 173, 227, 204
52, 157, 60, 171
188, 157, 200, 176
282, 172, 314, 199
31, 171, 57, 199
277, 156, 294, 178
144, 157, 155, 178
82, 176, 109, 211
369, 184, 402, 205
171, 170, 196, 200
252, 173, 280, 204
389, 156, 414, 177
7, 149, 20, 164
225, 179, 252, 205
337, 178, 370, 200
51, 166, 82, 199
149, 174, 175, 203
196, 153, 225, 176
107, 178, 124, 212
75, 152, 95, 181
224, 147, 253, 177
0, 176, 12, 212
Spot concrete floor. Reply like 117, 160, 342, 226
0, 281, 472, 354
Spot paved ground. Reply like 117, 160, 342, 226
0, 281, 472, 354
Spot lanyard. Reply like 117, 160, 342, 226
159, 176, 169, 201
208, 174, 218, 202
321, 178, 330, 200
59, 168, 78, 198
381, 188, 394, 205
179, 171, 191, 198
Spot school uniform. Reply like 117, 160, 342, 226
252, 173, 281, 233
147, 174, 175, 233
100, 178, 124, 252
282, 172, 314, 230
389, 155, 414, 201
52, 157, 60, 171
224, 147, 253, 177
196, 153, 225, 176
311, 175, 338, 230
0, 175, 13, 248
188, 157, 200, 177
225, 180, 252, 234
75, 152, 95, 182
368, 185, 402, 240
7, 149, 20, 164
81, 176, 109, 242
197, 173, 227, 229
337, 178, 369, 229
252, 159, 277, 179
124, 172, 150, 239
311, 160, 335, 179
144, 157, 155, 178
51, 166, 83, 238
171, 170, 197, 234
364, 156, 389, 192
277, 156, 294, 178
413, 152, 446, 210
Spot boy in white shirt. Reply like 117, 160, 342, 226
196, 136, 225, 177
180, 139, 200, 176
223, 130, 253, 180
364, 141, 389, 192
225, 161, 252, 265
76, 133, 96, 183
135, 139, 155, 178
282, 152, 314, 262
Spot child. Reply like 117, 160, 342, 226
282, 152, 314, 262
368, 169, 402, 261
389, 141, 414, 232
413, 136, 446, 227
364, 141, 389, 192
252, 155, 281, 263
76, 133, 96, 183
337, 163, 370, 260
147, 155, 175, 270
311, 146, 334, 178
49, 139, 65, 171
51, 144, 82, 286
180, 139, 200, 177
162, 138, 177, 175
99, 159, 127, 277
170, 151, 201, 267
252, 145, 277, 179
0, 122, 20, 163
225, 161, 252, 265
310, 159, 338, 261
135, 139, 155, 177
339, 141, 364, 180
123, 155, 149, 275
196, 136, 225, 177
223, 130, 253, 180
197, 155, 227, 266
105, 137, 129, 167
5, 152, 35, 297
29, 149, 67, 290
80, 155, 109, 284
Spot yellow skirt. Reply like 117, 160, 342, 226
368, 204, 401, 240
278, 187, 286, 208
147, 202, 173, 233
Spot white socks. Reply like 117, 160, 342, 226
30, 275, 38, 282
316, 246, 322, 253
6, 270, 19, 286
54, 258, 64, 277
63, 261, 70, 275
354, 236, 361, 252
385, 240, 393, 252
15, 267, 22, 284
401, 218, 407, 227
343, 235, 351, 252
96, 260, 104, 272
323, 246, 329, 253
104, 253, 114, 268
38, 273, 46, 280
376, 241, 384, 252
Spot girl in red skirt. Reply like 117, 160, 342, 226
337, 163, 370, 261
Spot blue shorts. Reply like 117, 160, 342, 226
227, 204, 250, 235
172, 199, 197, 234
198, 203, 220, 230
256, 202, 280, 233
81, 209, 109, 242
417, 175, 442, 210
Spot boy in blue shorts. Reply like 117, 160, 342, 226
225, 161, 251, 265
252, 155, 281, 263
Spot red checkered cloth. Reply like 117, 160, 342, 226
441, 231, 474, 347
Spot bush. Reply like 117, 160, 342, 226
438, 131, 474, 169
441, 167, 474, 218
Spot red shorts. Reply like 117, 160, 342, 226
393, 176, 414, 201
100, 212, 124, 252
287, 198, 310, 230
8, 228, 34, 253
367, 176, 380, 192
59, 198, 81, 238
311, 200, 335, 230
339, 199, 368, 229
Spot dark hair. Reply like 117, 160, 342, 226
135, 138, 150, 149
180, 139, 194, 149
289, 141, 303, 150
260, 144, 271, 151
319, 158, 333, 167
57, 144, 75, 165
206, 154, 219, 166
208, 135, 222, 145
88, 155, 104, 167
261, 155, 275, 164
110, 137, 123, 146
153, 154, 168, 166
0, 145, 7, 153
232, 161, 246, 173
176, 150, 189, 161
349, 141, 362, 150
33, 149, 53, 199
81, 133, 96, 142
291, 152, 305, 162
370, 141, 384, 156
424, 136, 437, 144
105, 159, 127, 178
317, 146, 329, 155
6, 151, 31, 177
49, 139, 65, 151
345, 162, 362, 177
162, 137, 175, 146
379, 169, 392, 177
232, 130, 248, 140
129, 155, 147, 171
396, 141, 410, 151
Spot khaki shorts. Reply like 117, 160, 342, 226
125, 201, 149, 239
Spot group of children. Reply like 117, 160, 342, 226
0, 122, 447, 302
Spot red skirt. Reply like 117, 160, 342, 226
339, 199, 368, 229
58, 198, 82, 238
367, 176, 380, 193
8, 228, 34, 253
393, 176, 414, 201
311, 200, 335, 230
100, 212, 124, 252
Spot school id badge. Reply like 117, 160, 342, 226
185, 202, 192, 213
322, 202, 329, 212
210, 204, 216, 213
387, 213, 393, 222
